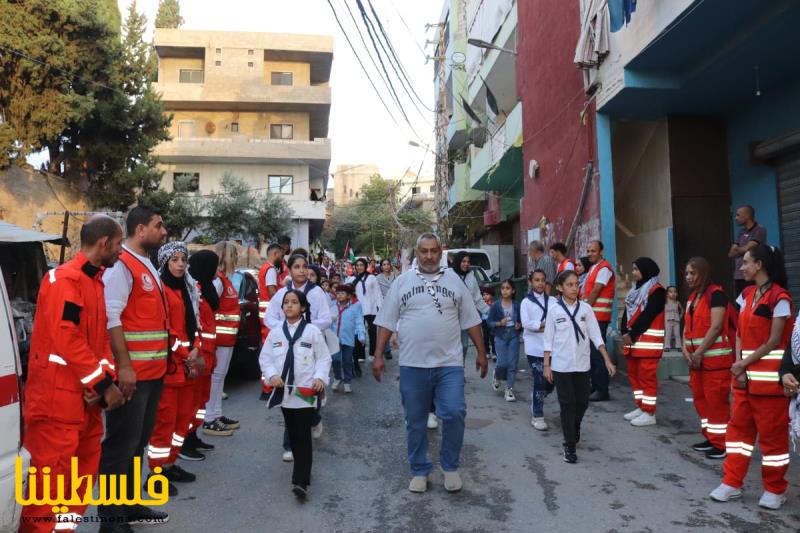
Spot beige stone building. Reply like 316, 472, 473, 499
332, 164, 379, 206
152, 29, 333, 248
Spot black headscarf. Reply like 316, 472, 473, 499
353, 258, 369, 293
578, 256, 592, 273
189, 250, 220, 310
453, 251, 470, 281
632, 257, 660, 288
161, 263, 198, 345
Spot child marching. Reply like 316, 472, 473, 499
260, 290, 331, 500
544, 271, 616, 463
521, 270, 553, 430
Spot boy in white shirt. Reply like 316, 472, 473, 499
544, 271, 616, 464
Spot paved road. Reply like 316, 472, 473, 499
82, 351, 800, 532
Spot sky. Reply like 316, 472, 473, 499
117, 0, 441, 183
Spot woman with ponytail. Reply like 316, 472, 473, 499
710, 244, 794, 510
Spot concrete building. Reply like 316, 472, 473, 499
516, 1, 600, 271
585, 0, 800, 302
396, 169, 435, 212
332, 164, 379, 206
434, 0, 523, 273
152, 29, 333, 249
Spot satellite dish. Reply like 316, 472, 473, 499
451, 52, 466, 64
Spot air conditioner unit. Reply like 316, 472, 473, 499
528, 159, 539, 179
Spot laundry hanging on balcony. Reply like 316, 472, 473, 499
609, 0, 637, 32
574, 0, 611, 69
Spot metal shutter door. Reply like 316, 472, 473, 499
777, 154, 800, 303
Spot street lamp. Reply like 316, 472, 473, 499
409, 140, 435, 154
467, 38, 517, 55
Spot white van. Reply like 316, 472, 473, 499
441, 248, 495, 277
0, 267, 28, 531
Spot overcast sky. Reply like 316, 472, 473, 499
118, 0, 440, 182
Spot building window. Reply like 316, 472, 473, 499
247, 61, 254, 68
177, 120, 194, 138
412, 186, 421, 195
178, 69, 204, 83
173, 172, 199, 193
270, 71, 293, 86
429, 185, 436, 193
269, 175, 293, 195
215, 48, 222, 54
215, 60, 222, 67
230, 122, 239, 133
248, 49, 254, 55
270, 124, 293, 140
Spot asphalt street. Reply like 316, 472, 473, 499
81, 350, 800, 533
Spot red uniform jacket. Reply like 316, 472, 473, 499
25, 252, 115, 425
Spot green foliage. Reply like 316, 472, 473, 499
0, 1, 171, 211
155, 0, 183, 28
140, 180, 202, 241
322, 175, 434, 258
205, 173, 294, 242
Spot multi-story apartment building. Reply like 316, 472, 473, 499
434, 0, 522, 272
332, 164, 379, 206
152, 29, 333, 249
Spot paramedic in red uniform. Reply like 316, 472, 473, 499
621, 257, 666, 428
98, 205, 169, 528
258, 243, 284, 342
711, 244, 793, 510
20, 215, 125, 533
584, 240, 615, 402
549, 242, 574, 274
145, 241, 202, 497
683, 257, 733, 460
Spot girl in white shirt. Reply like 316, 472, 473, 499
544, 271, 616, 464
521, 269, 552, 431
260, 289, 331, 500
351, 258, 382, 360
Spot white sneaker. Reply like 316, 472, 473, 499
427, 413, 439, 429
623, 408, 643, 421
332, 379, 341, 392
343, 383, 352, 393
531, 417, 548, 431
409, 475, 428, 493
492, 377, 501, 392
504, 388, 516, 402
759, 490, 786, 510
282, 450, 294, 462
222, 391, 228, 400
311, 421, 323, 439
709, 483, 741, 502
368, 355, 375, 363
630, 412, 656, 427
443, 469, 463, 492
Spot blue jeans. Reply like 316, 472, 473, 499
332, 345, 354, 383
527, 356, 551, 417
493, 330, 520, 388
399, 366, 466, 476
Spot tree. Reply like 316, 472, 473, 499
0, 1, 105, 163
247, 192, 294, 244
0, 1, 171, 210
155, 0, 184, 28
140, 176, 203, 240
321, 175, 434, 259
205, 172, 295, 242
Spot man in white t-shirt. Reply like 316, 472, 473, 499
373, 233, 487, 494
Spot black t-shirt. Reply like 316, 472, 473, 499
710, 290, 728, 308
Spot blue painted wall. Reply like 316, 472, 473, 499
727, 76, 800, 246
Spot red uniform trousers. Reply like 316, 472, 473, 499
626, 356, 659, 414
20, 409, 103, 533
147, 383, 197, 470
689, 368, 731, 449
722, 388, 790, 494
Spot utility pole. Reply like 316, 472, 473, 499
433, 19, 451, 245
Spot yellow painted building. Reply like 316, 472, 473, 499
152, 29, 333, 248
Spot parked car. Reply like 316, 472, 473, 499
440, 248, 495, 277
470, 265, 492, 289
228, 269, 262, 378
0, 266, 30, 531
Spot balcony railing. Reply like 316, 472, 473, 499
153, 137, 331, 164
